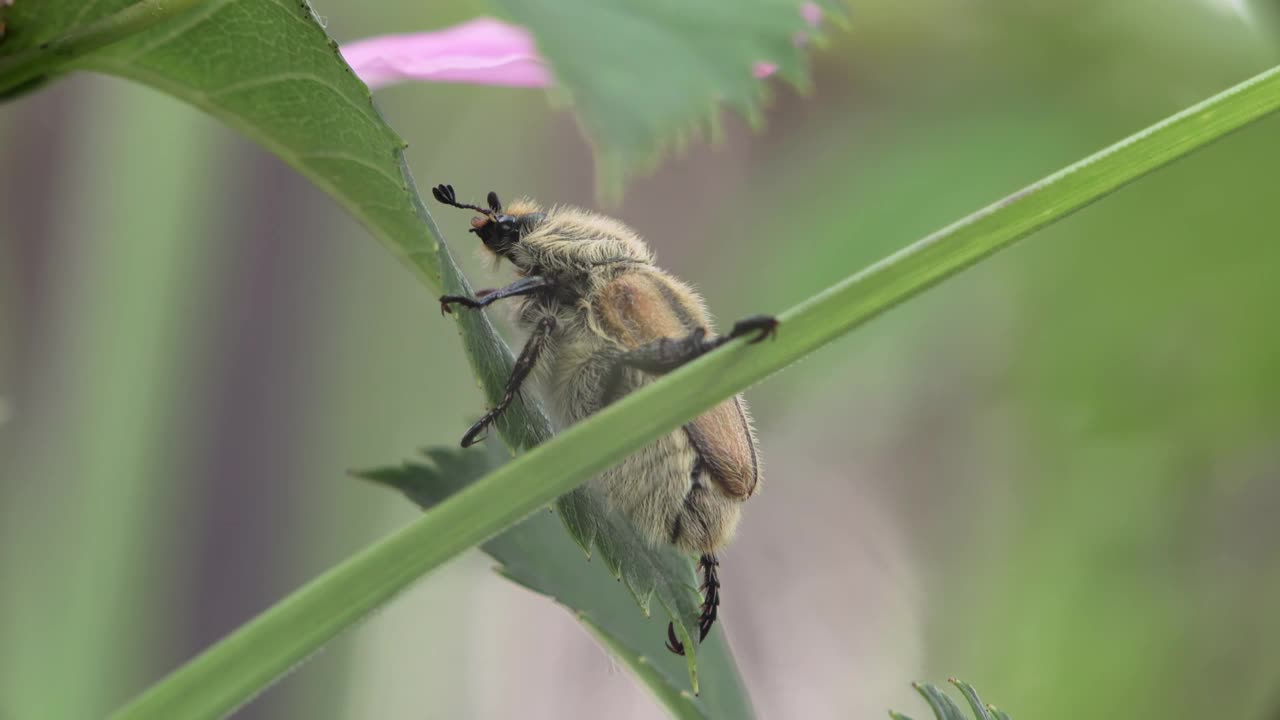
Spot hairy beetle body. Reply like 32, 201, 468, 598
433, 185, 777, 650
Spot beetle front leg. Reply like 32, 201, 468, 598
440, 275, 549, 316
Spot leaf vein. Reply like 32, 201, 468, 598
69, 0, 109, 28
297, 150, 404, 194
119, 0, 236, 62
206, 72, 384, 132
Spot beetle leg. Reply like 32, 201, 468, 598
440, 275, 549, 315
663, 554, 721, 656
617, 315, 779, 375
460, 316, 556, 447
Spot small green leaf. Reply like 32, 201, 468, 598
913, 682, 970, 720
948, 678, 996, 720
495, 0, 842, 196
892, 680, 1010, 720
357, 443, 755, 719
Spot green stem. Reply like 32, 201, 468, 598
0, 0, 206, 94
110, 63, 1280, 720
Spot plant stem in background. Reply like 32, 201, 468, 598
0, 81, 222, 719
110, 63, 1280, 720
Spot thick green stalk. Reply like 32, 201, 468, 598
111, 63, 1280, 720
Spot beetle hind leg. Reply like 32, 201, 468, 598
696, 553, 721, 641
663, 553, 722, 656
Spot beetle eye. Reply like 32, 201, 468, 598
496, 216, 519, 241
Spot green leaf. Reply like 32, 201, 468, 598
0, 0, 444, 291
949, 678, 997, 720
0, 1, 203, 99
892, 680, 1010, 720
494, 0, 841, 196
357, 444, 755, 720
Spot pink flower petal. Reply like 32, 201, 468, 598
801, 2, 823, 27
753, 62, 780, 79
342, 6, 823, 89
340, 17, 551, 90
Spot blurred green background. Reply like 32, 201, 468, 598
3, 1, 1280, 718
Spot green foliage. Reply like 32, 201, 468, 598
0, 0, 443, 288
890, 679, 1010, 720
9, 2, 1280, 719
358, 444, 755, 719
0, 0, 841, 194
493, 0, 841, 196
0, 0, 806, 691
107, 59, 1280, 718
0, 0, 756, 700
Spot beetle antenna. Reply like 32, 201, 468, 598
432, 184, 493, 216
